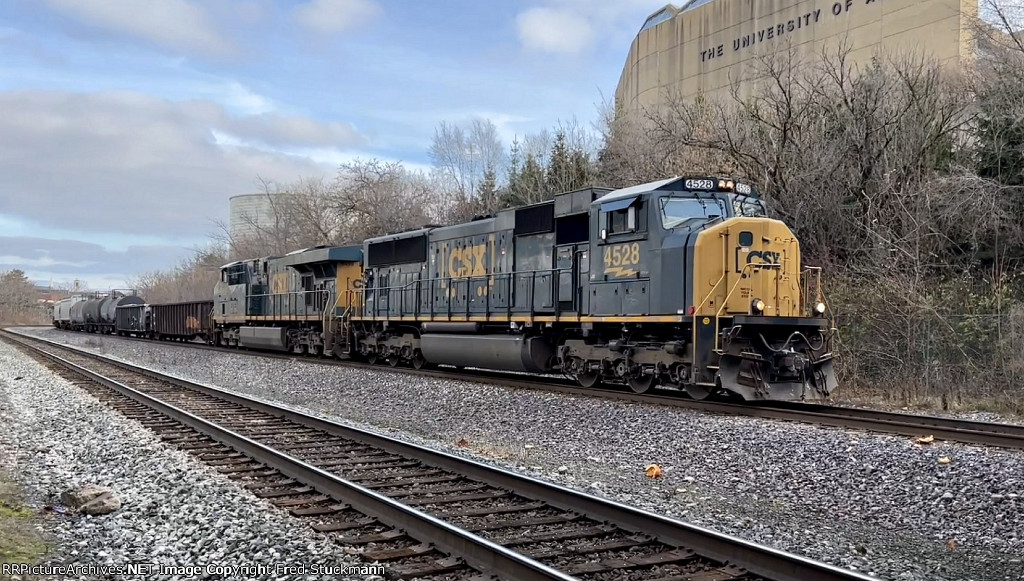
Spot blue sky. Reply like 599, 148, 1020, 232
0, 0, 667, 289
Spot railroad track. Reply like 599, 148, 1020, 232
20, 328, 1024, 449
2, 331, 872, 581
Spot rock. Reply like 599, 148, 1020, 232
557, 465, 568, 473
61, 484, 114, 508
941, 492, 954, 500
80, 492, 122, 515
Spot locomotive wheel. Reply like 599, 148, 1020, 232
367, 352, 378, 365
412, 353, 427, 370
685, 383, 713, 400
388, 356, 400, 367
627, 374, 655, 394
577, 371, 601, 389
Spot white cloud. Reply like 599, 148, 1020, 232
218, 81, 275, 116
0, 90, 369, 239
44, 0, 233, 56
514, 1, 668, 55
516, 7, 595, 55
0, 255, 94, 268
293, 0, 382, 34
0, 236, 202, 291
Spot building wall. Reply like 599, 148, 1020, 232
616, 0, 978, 111
229, 194, 288, 241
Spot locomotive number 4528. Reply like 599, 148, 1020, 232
604, 243, 640, 268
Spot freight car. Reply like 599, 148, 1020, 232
52, 296, 87, 329
115, 303, 151, 338
152, 301, 213, 342
351, 177, 836, 401
63, 292, 143, 333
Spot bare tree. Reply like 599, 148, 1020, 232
127, 245, 226, 303
332, 159, 434, 242
429, 118, 505, 201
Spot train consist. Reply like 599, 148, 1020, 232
52, 176, 837, 402
52, 292, 145, 334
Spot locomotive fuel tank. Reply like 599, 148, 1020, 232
419, 334, 554, 374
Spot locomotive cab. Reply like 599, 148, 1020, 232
577, 176, 836, 400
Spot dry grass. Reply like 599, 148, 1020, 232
831, 386, 1024, 419
0, 470, 48, 574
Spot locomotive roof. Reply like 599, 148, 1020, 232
595, 176, 759, 205
595, 176, 683, 204
275, 244, 363, 266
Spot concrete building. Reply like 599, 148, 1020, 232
616, 0, 978, 111
228, 193, 290, 241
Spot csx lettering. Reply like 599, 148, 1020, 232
448, 243, 489, 278
747, 251, 780, 266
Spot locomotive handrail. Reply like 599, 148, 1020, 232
244, 289, 330, 321
714, 262, 780, 353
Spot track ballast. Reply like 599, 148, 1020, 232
3, 330, 873, 581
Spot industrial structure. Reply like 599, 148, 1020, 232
228, 193, 291, 242
616, 0, 978, 111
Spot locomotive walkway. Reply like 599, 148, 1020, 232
3, 330, 871, 581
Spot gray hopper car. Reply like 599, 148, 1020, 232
116, 303, 151, 337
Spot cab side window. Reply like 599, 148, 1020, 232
608, 206, 637, 234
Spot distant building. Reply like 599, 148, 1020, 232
616, 0, 978, 111
229, 193, 291, 241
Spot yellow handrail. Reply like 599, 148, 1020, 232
691, 271, 727, 367
714, 262, 780, 352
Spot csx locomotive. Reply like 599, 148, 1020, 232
207, 176, 837, 401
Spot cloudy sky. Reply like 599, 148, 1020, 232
0, 0, 665, 290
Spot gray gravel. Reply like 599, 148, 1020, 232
18, 327, 1024, 581
0, 336, 381, 581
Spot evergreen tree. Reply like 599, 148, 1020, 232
569, 149, 592, 190
476, 164, 499, 211
545, 131, 571, 195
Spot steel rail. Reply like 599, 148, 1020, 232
6, 330, 875, 581
9, 336, 574, 581
19, 328, 1024, 449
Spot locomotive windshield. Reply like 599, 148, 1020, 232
660, 195, 725, 229
732, 195, 767, 217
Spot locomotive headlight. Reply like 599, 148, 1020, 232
814, 302, 827, 315
752, 299, 766, 314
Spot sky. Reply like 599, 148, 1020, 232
0, 0, 668, 290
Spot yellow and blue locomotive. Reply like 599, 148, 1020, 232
352, 176, 836, 401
